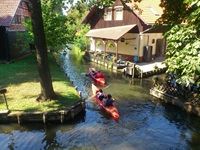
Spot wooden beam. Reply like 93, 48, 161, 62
114, 40, 118, 59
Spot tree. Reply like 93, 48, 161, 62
41, 0, 68, 51
66, 1, 90, 51
29, 0, 55, 101
158, 0, 200, 86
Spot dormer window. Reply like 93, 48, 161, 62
114, 6, 123, 20
105, 8, 112, 21
148, 6, 159, 16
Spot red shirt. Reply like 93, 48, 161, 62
95, 73, 103, 78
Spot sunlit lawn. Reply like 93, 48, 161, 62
0, 53, 81, 112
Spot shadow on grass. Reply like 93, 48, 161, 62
8, 92, 81, 112
0, 54, 39, 88
0, 54, 81, 112
0, 54, 68, 88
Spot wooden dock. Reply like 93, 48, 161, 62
126, 57, 167, 78
90, 56, 167, 78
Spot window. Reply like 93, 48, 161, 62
115, 6, 123, 20
148, 6, 159, 16
15, 15, 22, 24
105, 8, 112, 21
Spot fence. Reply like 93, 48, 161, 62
152, 76, 200, 105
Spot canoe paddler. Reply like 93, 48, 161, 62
95, 70, 104, 78
104, 94, 114, 106
96, 89, 105, 101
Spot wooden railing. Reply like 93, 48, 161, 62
152, 76, 200, 105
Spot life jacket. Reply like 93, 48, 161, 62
106, 99, 113, 106
95, 73, 103, 78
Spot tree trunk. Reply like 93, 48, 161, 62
29, 0, 55, 101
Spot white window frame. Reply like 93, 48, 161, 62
115, 6, 123, 20
105, 8, 112, 21
148, 6, 159, 16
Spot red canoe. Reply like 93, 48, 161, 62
92, 84, 119, 120
89, 68, 105, 85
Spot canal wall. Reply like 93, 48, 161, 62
0, 100, 86, 124
150, 88, 200, 117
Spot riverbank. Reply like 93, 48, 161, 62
0, 53, 84, 122
150, 88, 200, 116
150, 76, 200, 117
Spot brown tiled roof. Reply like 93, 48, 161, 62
82, 0, 163, 25
127, 0, 163, 24
0, 0, 21, 26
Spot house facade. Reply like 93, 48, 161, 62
82, 0, 166, 62
0, 0, 30, 61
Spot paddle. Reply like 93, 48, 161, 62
103, 84, 111, 89
85, 73, 90, 76
87, 84, 111, 100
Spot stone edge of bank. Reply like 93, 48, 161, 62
0, 100, 86, 124
150, 88, 200, 117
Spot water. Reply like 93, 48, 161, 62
1, 50, 200, 150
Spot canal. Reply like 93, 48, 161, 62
0, 50, 200, 150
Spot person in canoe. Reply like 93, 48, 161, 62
104, 94, 114, 106
62, 49, 67, 55
94, 70, 104, 78
96, 89, 106, 101
91, 70, 97, 75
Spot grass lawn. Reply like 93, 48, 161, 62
0, 53, 81, 112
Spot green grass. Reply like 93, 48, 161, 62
0, 53, 81, 112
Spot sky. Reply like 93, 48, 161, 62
62, 0, 78, 15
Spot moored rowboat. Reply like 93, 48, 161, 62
91, 84, 119, 120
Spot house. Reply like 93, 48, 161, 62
82, 0, 167, 63
0, 0, 31, 61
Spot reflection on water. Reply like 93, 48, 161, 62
1, 50, 200, 150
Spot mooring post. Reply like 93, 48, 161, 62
75, 86, 78, 90
0, 89, 9, 110
79, 91, 82, 98
81, 100, 85, 109
131, 64, 135, 79
60, 110, 65, 123
17, 114, 21, 124
70, 106, 75, 119
43, 112, 48, 124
